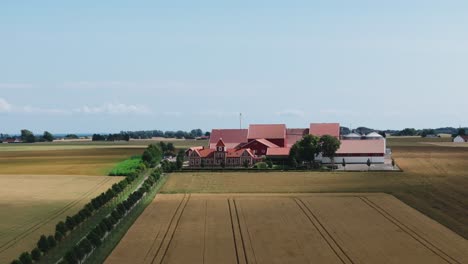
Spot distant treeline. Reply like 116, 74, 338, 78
341, 126, 467, 137
0, 130, 54, 143
120, 129, 210, 140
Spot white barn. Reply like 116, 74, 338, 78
318, 133, 386, 164
453, 135, 468, 143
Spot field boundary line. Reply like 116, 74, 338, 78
0, 177, 111, 253
293, 198, 353, 264
233, 199, 258, 264
359, 196, 459, 264
150, 193, 190, 264
228, 198, 246, 264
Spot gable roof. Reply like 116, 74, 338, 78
196, 148, 215, 158
226, 148, 254, 158
216, 139, 225, 147
209, 129, 248, 149
456, 135, 468, 142
185, 146, 203, 155
310, 123, 340, 138
242, 138, 279, 149
248, 124, 286, 140
286, 128, 308, 147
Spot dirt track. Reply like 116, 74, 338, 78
106, 193, 468, 264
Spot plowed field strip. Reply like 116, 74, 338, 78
233, 199, 258, 264
359, 196, 459, 264
0, 177, 111, 252
228, 198, 246, 264
294, 198, 353, 264
150, 194, 191, 264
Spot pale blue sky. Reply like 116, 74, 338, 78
1, 1, 467, 134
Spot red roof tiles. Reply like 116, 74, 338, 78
226, 148, 254, 158
248, 124, 286, 140
286, 128, 308, 147
209, 129, 248, 149
242, 138, 279, 149
310, 123, 340, 138
216, 139, 225, 147
193, 148, 215, 158
266, 147, 291, 157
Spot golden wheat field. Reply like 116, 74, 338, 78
106, 193, 468, 264
0, 174, 123, 263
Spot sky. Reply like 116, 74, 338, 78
1, 0, 467, 134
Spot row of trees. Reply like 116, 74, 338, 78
159, 141, 176, 156
122, 129, 209, 140
142, 144, 163, 167
24, 129, 54, 143
91, 133, 130, 142
10, 144, 162, 264
289, 135, 341, 169
396, 127, 466, 137
61, 170, 163, 264
0, 130, 54, 143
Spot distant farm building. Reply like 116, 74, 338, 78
453, 135, 468, 143
187, 122, 386, 168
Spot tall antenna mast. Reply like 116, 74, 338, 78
240, 113, 242, 129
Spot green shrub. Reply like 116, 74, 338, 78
108, 157, 143, 176
19, 252, 33, 264
31, 248, 41, 261
254, 162, 268, 169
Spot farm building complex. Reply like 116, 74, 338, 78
187, 123, 387, 168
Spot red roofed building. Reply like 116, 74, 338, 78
248, 124, 286, 147
239, 138, 279, 156
310, 123, 340, 138
188, 122, 388, 168
266, 147, 291, 159
189, 139, 256, 168
209, 129, 248, 149
320, 139, 385, 164
286, 128, 308, 147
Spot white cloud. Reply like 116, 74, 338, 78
0, 98, 12, 112
276, 109, 305, 117
0, 98, 149, 115
0, 83, 33, 89
19, 106, 69, 115
74, 103, 151, 114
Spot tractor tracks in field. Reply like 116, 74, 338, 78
0, 177, 111, 254
227, 198, 258, 264
147, 193, 190, 264
359, 196, 460, 264
293, 198, 354, 264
